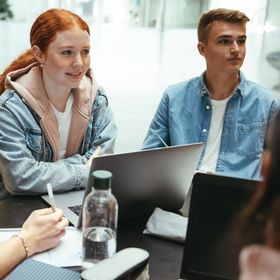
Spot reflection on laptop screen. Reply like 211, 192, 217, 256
85, 143, 203, 221
180, 173, 262, 280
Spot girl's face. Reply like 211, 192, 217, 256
39, 27, 91, 92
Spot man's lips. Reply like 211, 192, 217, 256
227, 57, 242, 61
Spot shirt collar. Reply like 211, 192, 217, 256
199, 72, 209, 97
199, 71, 246, 97
237, 71, 246, 96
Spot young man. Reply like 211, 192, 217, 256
143, 8, 279, 180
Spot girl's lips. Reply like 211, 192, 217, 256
66, 72, 81, 76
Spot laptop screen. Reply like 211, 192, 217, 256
180, 173, 262, 280
86, 143, 203, 221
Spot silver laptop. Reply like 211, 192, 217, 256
42, 143, 203, 227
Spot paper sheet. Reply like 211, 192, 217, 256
0, 227, 82, 267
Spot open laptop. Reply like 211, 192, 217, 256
42, 142, 203, 227
180, 172, 262, 280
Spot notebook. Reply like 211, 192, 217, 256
5, 258, 80, 280
42, 143, 203, 227
180, 172, 261, 280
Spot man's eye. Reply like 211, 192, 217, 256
219, 39, 230, 44
238, 39, 246, 45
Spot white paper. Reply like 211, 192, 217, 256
0, 227, 82, 267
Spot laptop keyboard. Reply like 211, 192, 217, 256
68, 204, 82, 216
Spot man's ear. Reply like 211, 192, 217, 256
197, 42, 206, 56
262, 150, 271, 181
31, 45, 46, 64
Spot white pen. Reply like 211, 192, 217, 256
158, 135, 168, 147
47, 183, 56, 210
150, 130, 168, 147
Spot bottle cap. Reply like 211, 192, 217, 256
92, 170, 112, 190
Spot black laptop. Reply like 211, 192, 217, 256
180, 172, 262, 280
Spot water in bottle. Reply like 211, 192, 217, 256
82, 170, 118, 269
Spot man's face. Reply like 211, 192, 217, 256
198, 21, 247, 74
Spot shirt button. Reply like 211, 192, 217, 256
205, 105, 210, 110
202, 128, 207, 133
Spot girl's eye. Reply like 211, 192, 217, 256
62, 50, 72, 55
81, 49, 90, 55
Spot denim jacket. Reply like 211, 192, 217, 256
143, 72, 279, 179
0, 63, 117, 197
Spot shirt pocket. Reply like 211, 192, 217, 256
236, 122, 265, 157
26, 128, 43, 161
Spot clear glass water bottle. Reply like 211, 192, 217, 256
82, 170, 118, 270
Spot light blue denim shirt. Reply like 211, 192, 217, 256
143, 72, 279, 180
0, 87, 117, 198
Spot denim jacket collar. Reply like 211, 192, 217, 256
5, 63, 98, 160
198, 71, 245, 98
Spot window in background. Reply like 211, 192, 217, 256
259, 0, 280, 96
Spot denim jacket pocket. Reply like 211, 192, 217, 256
236, 122, 265, 157
26, 128, 43, 160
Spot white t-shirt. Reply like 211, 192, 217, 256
199, 96, 231, 173
51, 94, 74, 159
